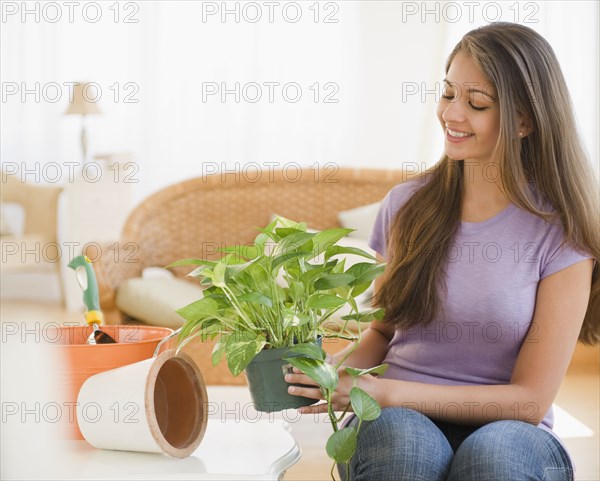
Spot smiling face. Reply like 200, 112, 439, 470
437, 50, 501, 164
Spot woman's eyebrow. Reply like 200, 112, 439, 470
443, 78, 497, 100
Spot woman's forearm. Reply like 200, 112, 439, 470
330, 327, 391, 368
370, 378, 546, 426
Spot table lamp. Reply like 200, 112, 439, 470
64, 82, 102, 165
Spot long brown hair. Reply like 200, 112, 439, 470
375, 23, 600, 344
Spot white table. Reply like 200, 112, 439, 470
38, 419, 300, 481
1, 339, 301, 480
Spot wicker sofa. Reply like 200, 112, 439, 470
89, 167, 409, 383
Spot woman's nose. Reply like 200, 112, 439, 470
441, 99, 467, 124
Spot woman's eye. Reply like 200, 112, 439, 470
469, 103, 487, 111
441, 90, 488, 111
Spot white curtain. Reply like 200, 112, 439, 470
2, 1, 598, 206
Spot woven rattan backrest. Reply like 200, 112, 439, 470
121, 168, 410, 277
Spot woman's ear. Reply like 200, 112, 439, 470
517, 112, 534, 138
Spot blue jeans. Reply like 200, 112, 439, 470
338, 407, 573, 481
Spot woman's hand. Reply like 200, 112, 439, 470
285, 364, 379, 415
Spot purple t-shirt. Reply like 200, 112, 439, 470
368, 177, 593, 436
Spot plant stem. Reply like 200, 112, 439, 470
221, 285, 255, 330
334, 317, 363, 370
336, 402, 352, 424
326, 390, 338, 433
330, 461, 337, 481
326, 334, 359, 342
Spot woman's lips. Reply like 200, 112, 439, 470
446, 128, 474, 143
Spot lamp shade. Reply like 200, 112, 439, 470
64, 82, 102, 115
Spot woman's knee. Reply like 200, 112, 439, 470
448, 420, 573, 481
340, 407, 453, 481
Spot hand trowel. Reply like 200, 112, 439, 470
68, 255, 116, 345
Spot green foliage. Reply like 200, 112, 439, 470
326, 427, 357, 463
173, 215, 386, 376
349, 387, 381, 421
172, 215, 388, 481
284, 356, 339, 391
285, 342, 389, 480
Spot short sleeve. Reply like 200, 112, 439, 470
367, 191, 393, 259
367, 179, 425, 260
540, 229, 595, 279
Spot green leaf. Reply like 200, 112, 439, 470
277, 231, 315, 254
177, 318, 202, 344
280, 310, 311, 328
222, 245, 261, 260
212, 340, 225, 366
349, 386, 381, 421
325, 245, 376, 262
255, 226, 280, 243
236, 292, 273, 308
341, 308, 386, 323
282, 312, 301, 329
177, 317, 221, 346
314, 273, 356, 290
325, 427, 357, 463
176, 297, 219, 322
225, 333, 266, 376
226, 261, 256, 279
221, 252, 249, 265
349, 282, 371, 298
330, 258, 346, 274
310, 228, 354, 258
271, 251, 307, 272
275, 227, 306, 238
299, 266, 328, 287
285, 342, 326, 361
237, 260, 268, 286
199, 275, 214, 286
187, 265, 213, 279
165, 258, 216, 268
347, 263, 386, 286
345, 364, 389, 378
283, 357, 338, 390
289, 281, 305, 302
212, 261, 227, 288
305, 294, 347, 310
273, 216, 304, 229
254, 234, 268, 254
345, 292, 359, 314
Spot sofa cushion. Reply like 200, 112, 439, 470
116, 270, 204, 329
1, 233, 57, 272
337, 202, 381, 240
0, 202, 25, 237
117, 231, 378, 333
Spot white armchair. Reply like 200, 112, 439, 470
1, 172, 64, 302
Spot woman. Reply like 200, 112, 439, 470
286, 22, 599, 480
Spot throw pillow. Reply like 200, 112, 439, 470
116, 274, 204, 329
337, 202, 381, 240
0, 202, 25, 237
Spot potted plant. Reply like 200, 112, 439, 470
171, 216, 388, 478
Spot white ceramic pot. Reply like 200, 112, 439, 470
77, 349, 207, 458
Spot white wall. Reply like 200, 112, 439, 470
2, 0, 598, 209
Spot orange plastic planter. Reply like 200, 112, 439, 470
49, 325, 173, 440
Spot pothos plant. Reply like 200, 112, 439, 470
284, 342, 388, 480
169, 215, 388, 480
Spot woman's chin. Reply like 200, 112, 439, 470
444, 152, 462, 161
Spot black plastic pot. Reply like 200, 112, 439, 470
245, 339, 322, 413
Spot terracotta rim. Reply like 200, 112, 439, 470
145, 349, 208, 458
47, 326, 173, 348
